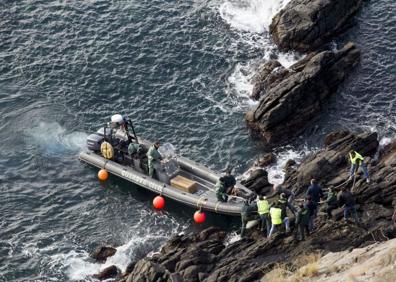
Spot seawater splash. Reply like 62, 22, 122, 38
219, 0, 290, 33
25, 122, 87, 156
219, 0, 300, 105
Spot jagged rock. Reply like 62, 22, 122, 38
127, 259, 170, 282
251, 60, 289, 100
89, 246, 117, 262
94, 265, 120, 280
270, 0, 363, 52
241, 169, 272, 195
255, 153, 276, 167
246, 43, 360, 145
123, 133, 396, 281
287, 131, 378, 193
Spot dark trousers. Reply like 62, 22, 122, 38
298, 224, 310, 240
259, 213, 271, 237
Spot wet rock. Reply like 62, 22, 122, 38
246, 43, 360, 145
94, 265, 120, 280
241, 169, 272, 195
270, 0, 363, 52
255, 153, 276, 167
288, 131, 378, 193
251, 60, 289, 100
89, 246, 117, 262
126, 259, 170, 282
124, 133, 396, 281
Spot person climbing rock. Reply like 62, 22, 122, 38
240, 198, 258, 237
324, 187, 338, 219
306, 179, 324, 212
304, 195, 317, 231
257, 195, 271, 236
337, 186, 359, 223
296, 203, 310, 241
269, 204, 289, 238
278, 192, 296, 219
349, 150, 370, 183
215, 177, 228, 202
147, 141, 163, 178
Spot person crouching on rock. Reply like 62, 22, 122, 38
268, 204, 289, 238
257, 195, 271, 237
296, 203, 310, 241
337, 186, 359, 223
349, 150, 370, 183
240, 198, 258, 237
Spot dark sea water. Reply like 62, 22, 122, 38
0, 0, 394, 281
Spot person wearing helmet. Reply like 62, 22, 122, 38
147, 141, 163, 178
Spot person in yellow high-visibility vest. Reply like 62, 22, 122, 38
268, 204, 290, 238
349, 150, 370, 183
257, 195, 271, 237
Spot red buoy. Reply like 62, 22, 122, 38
194, 210, 206, 223
98, 169, 109, 181
153, 196, 165, 209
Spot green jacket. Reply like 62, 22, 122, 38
147, 145, 162, 166
326, 191, 338, 206
296, 208, 310, 225
215, 179, 226, 195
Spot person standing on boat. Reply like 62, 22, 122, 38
215, 177, 228, 202
223, 167, 237, 195
216, 167, 237, 202
147, 141, 163, 178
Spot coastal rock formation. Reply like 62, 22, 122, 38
89, 246, 117, 262
94, 265, 120, 280
270, 0, 363, 52
264, 237, 396, 281
246, 42, 360, 145
122, 132, 396, 281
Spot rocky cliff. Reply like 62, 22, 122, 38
270, 0, 363, 52
111, 132, 396, 282
246, 43, 360, 145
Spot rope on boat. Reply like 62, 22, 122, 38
215, 202, 221, 213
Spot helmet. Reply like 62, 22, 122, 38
111, 114, 124, 124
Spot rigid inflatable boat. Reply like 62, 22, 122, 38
79, 115, 254, 216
